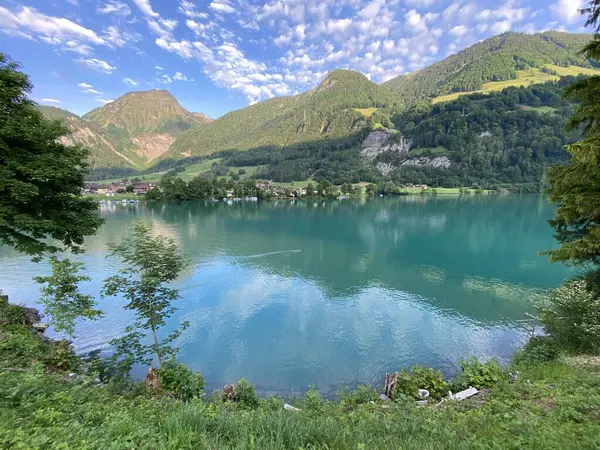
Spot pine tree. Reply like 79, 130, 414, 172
545, 3, 600, 266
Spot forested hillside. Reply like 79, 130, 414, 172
383, 78, 579, 189
168, 70, 401, 158
384, 32, 594, 103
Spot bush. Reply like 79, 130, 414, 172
394, 366, 447, 400
303, 385, 325, 413
539, 279, 600, 354
157, 361, 205, 402
339, 384, 379, 406
234, 378, 259, 409
451, 357, 506, 391
513, 336, 560, 367
0, 303, 26, 325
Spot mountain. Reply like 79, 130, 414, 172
83, 90, 211, 163
168, 70, 401, 158
38, 106, 141, 168
383, 31, 595, 104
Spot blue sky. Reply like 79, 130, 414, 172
0, 0, 589, 118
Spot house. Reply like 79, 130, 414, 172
133, 182, 151, 194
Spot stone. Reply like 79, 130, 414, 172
418, 389, 430, 399
379, 393, 391, 402
448, 386, 478, 401
284, 403, 301, 412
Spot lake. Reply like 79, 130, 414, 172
0, 195, 571, 395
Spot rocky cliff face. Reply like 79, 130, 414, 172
361, 131, 411, 159
361, 130, 451, 175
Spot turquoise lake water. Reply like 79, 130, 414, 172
0, 195, 571, 395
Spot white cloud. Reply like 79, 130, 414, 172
405, 9, 427, 33
0, 6, 105, 45
442, 3, 460, 21
123, 77, 139, 86
96, 98, 113, 104
210, 1, 236, 14
84, 88, 101, 94
173, 71, 188, 81
98, 0, 131, 16
41, 98, 61, 104
103, 25, 141, 47
490, 20, 512, 34
132, 0, 159, 18
77, 58, 116, 73
178, 0, 208, 18
77, 82, 93, 88
404, 0, 436, 6
155, 65, 164, 70
449, 25, 468, 37
551, 0, 583, 23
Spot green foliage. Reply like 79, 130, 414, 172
338, 384, 379, 406
384, 31, 593, 104
394, 365, 448, 400
302, 385, 326, 413
34, 257, 103, 337
102, 220, 189, 369
233, 378, 260, 409
451, 357, 506, 391
0, 302, 26, 325
538, 279, 600, 354
391, 79, 578, 188
0, 53, 104, 259
157, 361, 204, 402
513, 336, 560, 367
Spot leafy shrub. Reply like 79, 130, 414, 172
303, 385, 325, 413
339, 384, 379, 406
451, 357, 506, 391
513, 336, 560, 367
234, 378, 259, 409
539, 279, 600, 354
157, 361, 205, 402
44, 340, 79, 372
0, 303, 25, 325
393, 366, 447, 400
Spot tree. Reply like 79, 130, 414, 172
102, 221, 188, 369
545, 4, 600, 267
0, 53, 103, 260
34, 257, 103, 337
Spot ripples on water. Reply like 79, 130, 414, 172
0, 196, 571, 395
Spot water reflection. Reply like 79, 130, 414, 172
0, 196, 571, 394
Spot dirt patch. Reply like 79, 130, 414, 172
131, 133, 175, 162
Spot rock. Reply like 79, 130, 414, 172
418, 389, 430, 399
32, 322, 48, 334
400, 156, 451, 169
361, 131, 411, 175
284, 403, 301, 412
144, 367, 161, 392
223, 383, 236, 401
415, 400, 428, 407
448, 386, 478, 401
64, 372, 78, 382
509, 371, 520, 383
379, 393, 391, 402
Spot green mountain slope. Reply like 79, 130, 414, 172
38, 106, 142, 169
169, 70, 401, 158
383, 32, 594, 103
83, 90, 212, 163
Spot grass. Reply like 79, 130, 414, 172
432, 65, 600, 105
85, 193, 142, 201
354, 107, 378, 117
432, 68, 561, 104
544, 64, 600, 77
399, 187, 491, 195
